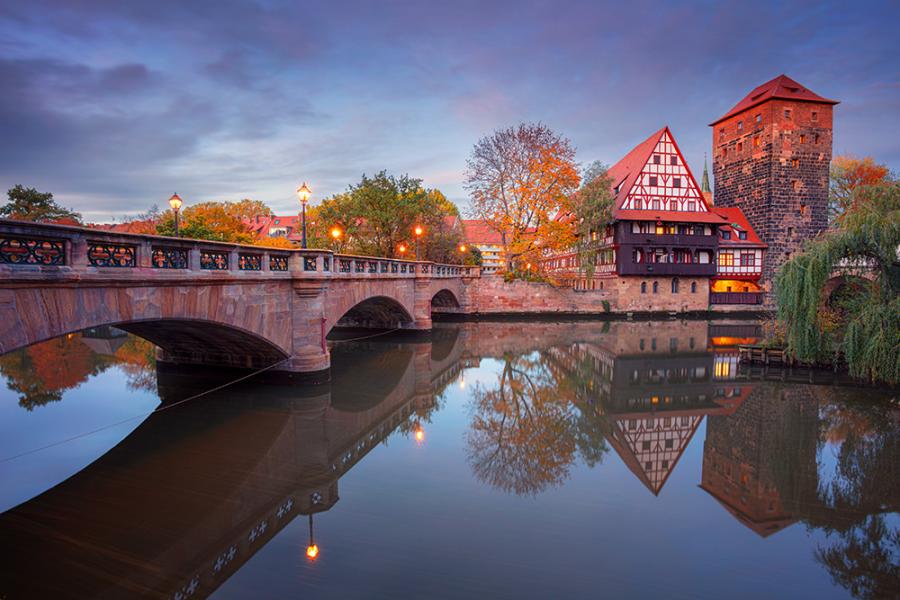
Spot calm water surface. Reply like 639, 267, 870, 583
0, 320, 897, 599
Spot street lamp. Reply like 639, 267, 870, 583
168, 193, 183, 237
414, 225, 424, 261
296, 182, 312, 249
305, 514, 319, 561
414, 422, 425, 443
458, 244, 467, 264
330, 226, 342, 249
398, 243, 407, 257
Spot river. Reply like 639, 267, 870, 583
0, 319, 897, 599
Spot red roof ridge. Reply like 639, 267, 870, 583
711, 74, 838, 125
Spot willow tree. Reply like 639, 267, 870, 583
774, 181, 899, 384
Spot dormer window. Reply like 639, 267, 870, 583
739, 231, 747, 240
721, 230, 731, 240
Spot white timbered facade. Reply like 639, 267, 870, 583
619, 130, 708, 213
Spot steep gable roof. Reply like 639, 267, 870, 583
711, 74, 838, 125
609, 126, 715, 222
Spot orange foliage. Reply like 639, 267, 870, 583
830, 155, 892, 220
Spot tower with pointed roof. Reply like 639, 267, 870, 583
710, 75, 838, 296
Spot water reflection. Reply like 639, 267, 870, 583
0, 319, 896, 599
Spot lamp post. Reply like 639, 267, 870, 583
305, 513, 319, 561
398, 243, 407, 257
168, 193, 183, 237
458, 244, 467, 264
414, 225, 424, 261
296, 182, 312, 249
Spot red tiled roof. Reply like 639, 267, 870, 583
461, 219, 504, 245
713, 207, 767, 247
89, 219, 157, 234
710, 74, 838, 126
615, 209, 727, 224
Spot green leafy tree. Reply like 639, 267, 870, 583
1, 185, 82, 224
775, 180, 900, 384
561, 161, 615, 280
314, 172, 460, 259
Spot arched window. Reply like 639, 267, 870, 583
691, 281, 697, 293
652, 281, 659, 294
672, 278, 679, 294
641, 281, 647, 294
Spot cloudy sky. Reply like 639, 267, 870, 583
1, 0, 898, 221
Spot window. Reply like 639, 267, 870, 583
755, 113, 762, 123
719, 129, 725, 141
649, 176, 658, 186
686, 201, 696, 212
655, 223, 665, 235
718, 252, 734, 266
815, 133, 820, 144
791, 158, 799, 168
737, 120, 743, 131
673, 177, 681, 188
787, 226, 793, 237
738, 231, 747, 240
653, 154, 661, 164
812, 111, 818, 122
640, 338, 645, 350
652, 199, 661, 210
652, 281, 659, 294
651, 338, 657, 350
737, 142, 743, 152
641, 281, 647, 294
784, 109, 792, 119
669, 338, 678, 351
799, 134, 806, 144
753, 136, 760, 147
721, 230, 731, 240
670, 155, 678, 165
642, 441, 651, 450
740, 252, 754, 266
800, 204, 808, 216
665, 439, 673, 449
691, 281, 697, 293
722, 147, 728, 157
672, 278, 679, 293
792, 180, 800, 191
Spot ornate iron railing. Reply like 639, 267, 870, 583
200, 251, 229, 270
238, 253, 262, 271
0, 236, 65, 265
87, 243, 136, 267
269, 255, 289, 271
304, 257, 317, 271
152, 248, 188, 269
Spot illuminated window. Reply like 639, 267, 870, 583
753, 136, 760, 147
655, 223, 665, 235
799, 134, 806, 144
718, 253, 734, 266
791, 158, 799, 168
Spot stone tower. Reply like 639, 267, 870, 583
710, 75, 838, 295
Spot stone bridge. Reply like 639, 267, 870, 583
0, 219, 478, 374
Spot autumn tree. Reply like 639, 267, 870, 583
156, 201, 257, 243
829, 155, 893, 223
464, 123, 580, 271
1, 185, 82, 224
223, 198, 273, 219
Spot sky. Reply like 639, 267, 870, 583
1, 0, 898, 222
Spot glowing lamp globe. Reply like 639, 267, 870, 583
168, 193, 183, 211
296, 182, 312, 204
306, 544, 319, 560
414, 225, 424, 237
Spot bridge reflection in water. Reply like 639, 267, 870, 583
0, 319, 896, 599
0, 332, 469, 599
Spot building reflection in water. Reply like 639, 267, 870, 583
1, 319, 896, 599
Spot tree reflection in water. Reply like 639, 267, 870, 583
466, 351, 609, 496
0, 328, 157, 409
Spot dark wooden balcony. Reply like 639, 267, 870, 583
710, 291, 763, 305
618, 261, 717, 276
616, 230, 719, 248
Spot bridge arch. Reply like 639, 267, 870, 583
431, 288, 461, 310
330, 294, 415, 330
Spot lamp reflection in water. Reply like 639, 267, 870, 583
414, 422, 425, 443
305, 513, 319, 561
